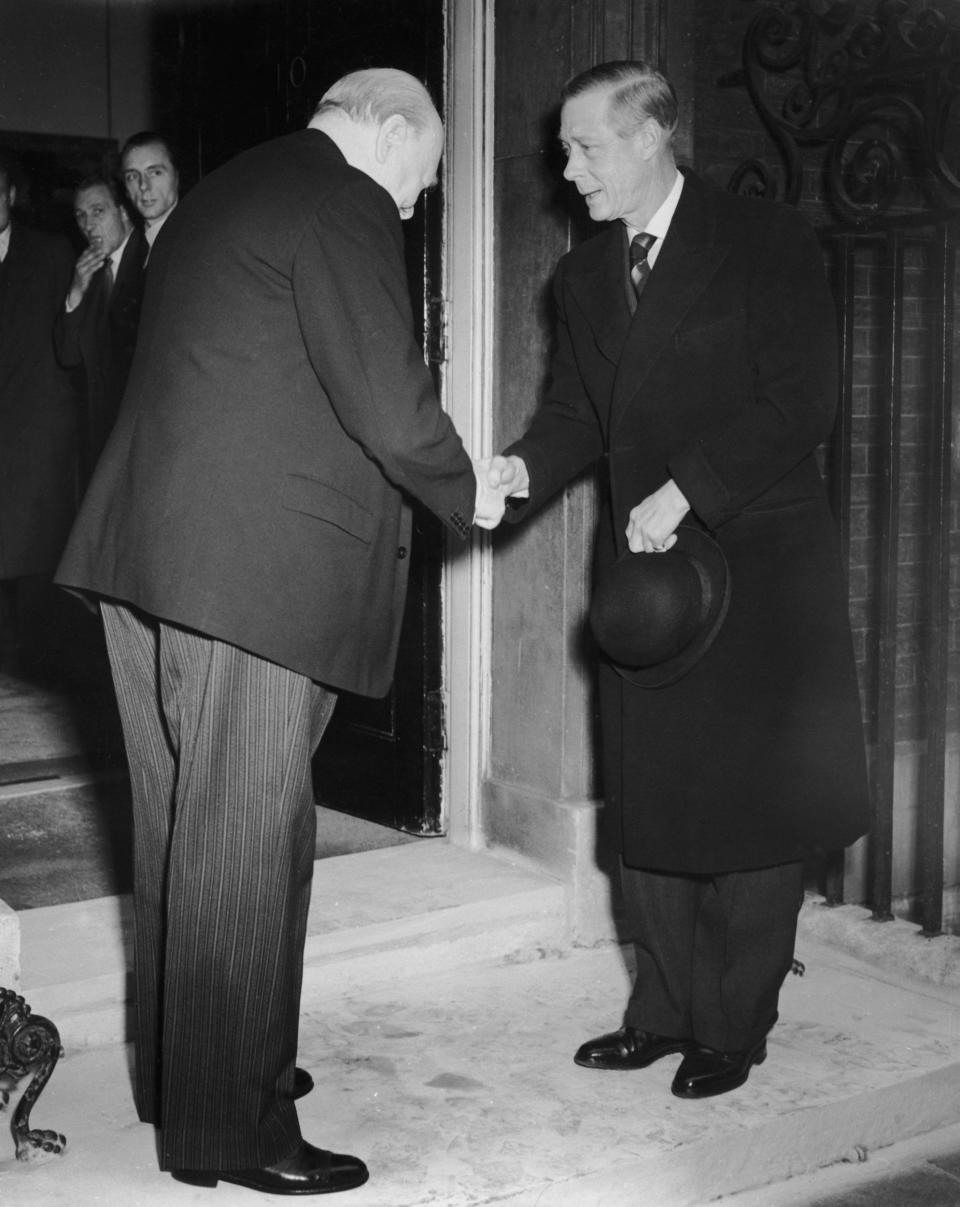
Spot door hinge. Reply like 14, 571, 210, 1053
426, 295, 449, 365
424, 688, 447, 754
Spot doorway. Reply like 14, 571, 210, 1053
0, 0, 460, 910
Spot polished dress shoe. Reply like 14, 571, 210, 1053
671, 1039, 767, 1099
574, 1026, 692, 1070
174, 1139, 369, 1194
293, 1066, 314, 1099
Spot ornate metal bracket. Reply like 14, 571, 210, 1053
0, 988, 66, 1164
720, 0, 960, 221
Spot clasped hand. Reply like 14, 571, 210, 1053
625, 479, 690, 553
472, 455, 530, 530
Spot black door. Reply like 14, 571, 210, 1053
151, 0, 448, 835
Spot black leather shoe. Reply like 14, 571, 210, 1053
671, 1039, 767, 1099
173, 1140, 369, 1194
574, 1026, 692, 1070
293, 1066, 314, 1099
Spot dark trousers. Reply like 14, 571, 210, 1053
101, 602, 337, 1170
621, 860, 804, 1052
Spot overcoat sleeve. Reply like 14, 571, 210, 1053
502, 258, 606, 518
292, 177, 476, 539
53, 301, 85, 369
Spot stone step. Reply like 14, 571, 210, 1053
16, 841, 567, 1050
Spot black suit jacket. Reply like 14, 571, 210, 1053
507, 170, 869, 872
0, 221, 77, 575
57, 129, 475, 697
54, 226, 147, 479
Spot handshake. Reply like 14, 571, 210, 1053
472, 454, 530, 531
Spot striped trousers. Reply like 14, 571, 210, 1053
101, 602, 337, 1170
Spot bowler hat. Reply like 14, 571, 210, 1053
589, 524, 730, 688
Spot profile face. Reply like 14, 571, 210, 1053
122, 142, 179, 223
74, 185, 130, 254
559, 87, 653, 227
387, 114, 443, 221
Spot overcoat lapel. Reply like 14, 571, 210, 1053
110, 228, 147, 318
612, 175, 730, 437
567, 225, 632, 366
564, 224, 632, 434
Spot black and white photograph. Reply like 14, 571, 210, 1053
0, 1, 959, 1204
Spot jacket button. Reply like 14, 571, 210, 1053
398, 546, 408, 559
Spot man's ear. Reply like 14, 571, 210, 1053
636, 117, 664, 161
374, 113, 409, 164
7, 184, 16, 208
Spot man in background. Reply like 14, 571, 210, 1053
0, 152, 77, 674
54, 175, 147, 483
57, 68, 504, 1195
121, 131, 180, 254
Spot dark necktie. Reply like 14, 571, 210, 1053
630, 231, 656, 300
102, 257, 114, 296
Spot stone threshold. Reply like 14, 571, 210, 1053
15, 840, 568, 1050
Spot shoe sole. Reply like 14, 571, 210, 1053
175, 1168, 370, 1194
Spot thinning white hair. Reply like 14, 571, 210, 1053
313, 68, 438, 133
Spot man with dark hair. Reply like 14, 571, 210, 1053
0, 153, 77, 671
57, 67, 504, 1194
120, 131, 180, 253
54, 174, 146, 481
485, 60, 869, 1099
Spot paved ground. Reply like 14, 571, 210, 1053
3, 862, 960, 1207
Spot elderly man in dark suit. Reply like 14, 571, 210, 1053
57, 68, 503, 1196
486, 61, 869, 1099
54, 174, 147, 484
0, 153, 77, 671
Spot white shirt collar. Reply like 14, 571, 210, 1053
145, 203, 176, 248
0, 223, 10, 263
625, 170, 684, 268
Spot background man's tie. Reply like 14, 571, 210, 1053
630, 231, 657, 300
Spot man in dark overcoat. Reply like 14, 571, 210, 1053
56, 68, 503, 1194
0, 154, 77, 669
54, 175, 147, 484
487, 61, 869, 1098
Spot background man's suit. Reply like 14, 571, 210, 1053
0, 221, 76, 579
506, 170, 869, 1051
53, 225, 147, 483
56, 128, 476, 1169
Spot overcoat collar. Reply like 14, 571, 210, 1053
564, 169, 730, 439
111, 226, 147, 303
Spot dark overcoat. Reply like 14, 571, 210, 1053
507, 170, 870, 873
53, 225, 147, 480
0, 221, 77, 577
56, 129, 475, 697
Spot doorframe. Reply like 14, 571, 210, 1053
441, 0, 495, 849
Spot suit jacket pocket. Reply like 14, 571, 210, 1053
281, 474, 376, 544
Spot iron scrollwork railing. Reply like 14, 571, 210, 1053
0, 989, 66, 1164
719, 0, 960, 223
